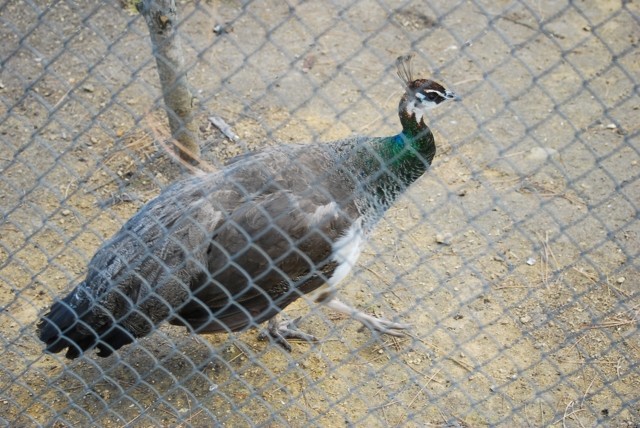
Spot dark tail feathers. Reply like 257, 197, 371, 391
37, 290, 135, 359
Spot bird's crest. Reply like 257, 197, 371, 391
396, 54, 414, 88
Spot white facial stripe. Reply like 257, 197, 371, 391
424, 89, 446, 97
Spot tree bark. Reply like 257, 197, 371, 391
138, 0, 200, 165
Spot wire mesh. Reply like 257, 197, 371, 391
1, 0, 638, 426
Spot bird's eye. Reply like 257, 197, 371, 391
424, 92, 438, 102
416, 91, 438, 103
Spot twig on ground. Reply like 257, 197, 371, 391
208, 116, 240, 142
556, 400, 586, 428
407, 368, 441, 408
446, 356, 473, 372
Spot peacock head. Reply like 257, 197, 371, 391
396, 54, 460, 123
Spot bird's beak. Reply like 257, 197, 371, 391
445, 90, 461, 102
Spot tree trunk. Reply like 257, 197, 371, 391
138, 0, 200, 165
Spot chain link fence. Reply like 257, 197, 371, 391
1, 0, 638, 426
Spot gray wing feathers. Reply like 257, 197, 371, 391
83, 192, 224, 336
173, 189, 351, 332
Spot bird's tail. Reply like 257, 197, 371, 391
37, 284, 135, 359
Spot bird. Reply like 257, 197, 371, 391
37, 55, 460, 359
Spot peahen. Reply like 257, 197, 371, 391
37, 55, 459, 359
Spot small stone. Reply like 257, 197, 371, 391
616, 277, 625, 284
526, 257, 536, 266
301, 55, 316, 73
213, 23, 232, 35
436, 232, 453, 245
606, 123, 617, 130
527, 147, 558, 161
82, 84, 95, 93
61, 209, 71, 216
209, 384, 218, 391
520, 315, 532, 324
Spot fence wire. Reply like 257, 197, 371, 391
1, 0, 638, 426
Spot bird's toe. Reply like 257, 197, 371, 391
258, 316, 317, 351
357, 316, 411, 337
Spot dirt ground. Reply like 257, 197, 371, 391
0, 0, 638, 426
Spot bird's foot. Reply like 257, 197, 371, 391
354, 313, 411, 337
325, 298, 410, 337
258, 316, 317, 352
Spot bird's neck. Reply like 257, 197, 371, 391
350, 102, 436, 222
375, 101, 436, 185
396, 99, 436, 167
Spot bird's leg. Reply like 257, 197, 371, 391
258, 315, 317, 352
325, 298, 411, 337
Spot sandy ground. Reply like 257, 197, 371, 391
0, 0, 638, 426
